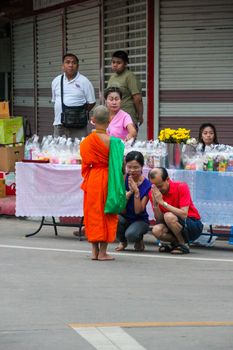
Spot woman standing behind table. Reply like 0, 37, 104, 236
105, 86, 137, 142
194, 122, 219, 247
107, 50, 143, 127
197, 123, 218, 152
115, 151, 151, 252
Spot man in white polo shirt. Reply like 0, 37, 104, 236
51, 53, 96, 139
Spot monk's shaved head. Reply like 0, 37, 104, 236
93, 105, 109, 124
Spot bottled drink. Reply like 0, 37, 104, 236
207, 158, 214, 171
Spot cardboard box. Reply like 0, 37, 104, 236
0, 115, 10, 120
0, 101, 10, 119
0, 179, 6, 198
0, 117, 24, 144
0, 145, 24, 172
0, 171, 16, 195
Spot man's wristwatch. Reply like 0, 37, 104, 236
163, 201, 168, 208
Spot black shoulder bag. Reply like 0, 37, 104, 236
60, 75, 88, 128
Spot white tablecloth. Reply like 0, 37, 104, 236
16, 163, 233, 225
16, 163, 83, 217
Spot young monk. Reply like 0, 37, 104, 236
80, 105, 125, 260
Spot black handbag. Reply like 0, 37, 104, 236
60, 75, 88, 128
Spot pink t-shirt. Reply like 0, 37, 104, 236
107, 109, 133, 140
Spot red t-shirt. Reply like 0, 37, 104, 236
149, 180, 201, 220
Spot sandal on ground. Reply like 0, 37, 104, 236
73, 226, 85, 237
158, 243, 174, 253
115, 242, 127, 251
170, 243, 190, 255
73, 230, 81, 237
134, 240, 145, 252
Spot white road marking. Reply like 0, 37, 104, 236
73, 326, 147, 350
73, 327, 119, 350
0, 244, 233, 263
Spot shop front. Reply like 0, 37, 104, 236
0, 0, 232, 143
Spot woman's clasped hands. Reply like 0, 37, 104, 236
128, 175, 138, 193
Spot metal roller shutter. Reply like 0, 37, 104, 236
0, 38, 11, 101
66, 0, 100, 101
36, 9, 63, 137
159, 0, 233, 145
12, 18, 35, 132
103, 0, 147, 140
33, 0, 71, 10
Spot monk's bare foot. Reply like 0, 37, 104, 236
91, 243, 99, 260
91, 250, 99, 259
91, 255, 98, 260
98, 254, 115, 261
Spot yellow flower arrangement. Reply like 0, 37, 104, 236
158, 128, 191, 144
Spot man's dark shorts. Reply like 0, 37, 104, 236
178, 217, 203, 243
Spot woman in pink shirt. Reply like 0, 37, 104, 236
105, 87, 137, 141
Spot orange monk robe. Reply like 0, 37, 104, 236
80, 133, 118, 243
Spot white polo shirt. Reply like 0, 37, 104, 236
51, 72, 96, 125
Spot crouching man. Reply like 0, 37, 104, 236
148, 167, 203, 254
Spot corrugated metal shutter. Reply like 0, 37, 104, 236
12, 18, 35, 132
33, 0, 70, 10
159, 0, 233, 145
103, 0, 147, 139
0, 38, 11, 73
66, 0, 100, 101
36, 9, 63, 136
0, 38, 11, 101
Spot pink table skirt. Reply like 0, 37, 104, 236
16, 163, 83, 217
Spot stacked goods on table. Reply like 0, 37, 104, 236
124, 139, 168, 168
124, 128, 191, 170
155, 127, 233, 172
18, 125, 233, 172
0, 102, 24, 214
124, 126, 233, 172
182, 143, 233, 172
24, 135, 82, 164
25, 134, 164, 167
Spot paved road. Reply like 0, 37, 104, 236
0, 217, 233, 349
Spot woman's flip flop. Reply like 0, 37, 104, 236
115, 242, 128, 251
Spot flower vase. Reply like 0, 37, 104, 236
166, 143, 183, 169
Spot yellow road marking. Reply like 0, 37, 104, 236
69, 321, 233, 328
